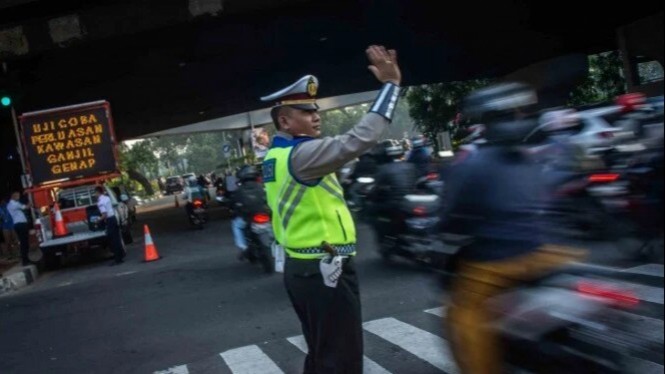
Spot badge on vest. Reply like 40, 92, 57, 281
262, 159, 276, 183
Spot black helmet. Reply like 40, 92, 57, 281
381, 139, 405, 158
462, 82, 539, 144
462, 82, 537, 123
237, 165, 259, 182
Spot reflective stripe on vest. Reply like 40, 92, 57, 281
263, 146, 356, 259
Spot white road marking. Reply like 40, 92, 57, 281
115, 271, 138, 277
287, 335, 391, 374
424, 306, 448, 318
154, 364, 188, 374
623, 264, 664, 278
220, 345, 284, 374
364, 317, 458, 374
624, 356, 664, 374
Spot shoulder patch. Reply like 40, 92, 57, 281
262, 158, 276, 183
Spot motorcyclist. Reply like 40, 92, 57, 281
440, 82, 584, 374
229, 165, 269, 260
184, 176, 206, 219
407, 134, 432, 177
370, 139, 418, 237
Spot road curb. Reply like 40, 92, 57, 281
0, 264, 39, 296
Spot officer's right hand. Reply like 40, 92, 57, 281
366, 45, 401, 86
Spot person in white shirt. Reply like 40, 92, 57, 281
94, 186, 125, 265
7, 191, 31, 266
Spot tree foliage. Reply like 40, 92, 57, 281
406, 79, 491, 143
569, 51, 626, 106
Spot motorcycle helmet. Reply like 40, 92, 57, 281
381, 139, 405, 158
237, 165, 260, 182
411, 134, 427, 149
462, 82, 539, 144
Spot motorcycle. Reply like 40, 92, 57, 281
372, 192, 451, 267
346, 176, 377, 218
443, 261, 662, 373
243, 212, 275, 274
188, 198, 209, 229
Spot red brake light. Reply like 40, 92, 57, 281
577, 281, 639, 308
413, 206, 427, 216
426, 173, 439, 181
253, 213, 270, 224
589, 173, 620, 183
193, 200, 203, 207
616, 93, 646, 113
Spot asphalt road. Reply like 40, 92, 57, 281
1, 201, 663, 374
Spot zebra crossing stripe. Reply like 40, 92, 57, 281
624, 356, 665, 374
623, 264, 664, 277
364, 317, 459, 374
286, 335, 392, 374
610, 280, 664, 305
220, 345, 284, 374
614, 310, 664, 344
154, 365, 188, 374
424, 306, 447, 318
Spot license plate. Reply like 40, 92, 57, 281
251, 223, 272, 233
406, 217, 440, 229
194, 208, 205, 213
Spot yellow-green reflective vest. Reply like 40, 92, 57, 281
263, 145, 356, 259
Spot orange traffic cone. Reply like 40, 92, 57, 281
143, 224, 161, 262
52, 203, 71, 238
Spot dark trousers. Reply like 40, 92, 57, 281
284, 256, 363, 374
106, 216, 124, 263
14, 223, 30, 265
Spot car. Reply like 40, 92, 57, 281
564, 106, 635, 154
165, 176, 184, 195
111, 185, 138, 224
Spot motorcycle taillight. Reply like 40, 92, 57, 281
193, 200, 203, 207
588, 173, 620, 183
253, 213, 271, 224
577, 281, 639, 308
413, 206, 427, 216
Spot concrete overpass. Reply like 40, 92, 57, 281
1, 0, 662, 141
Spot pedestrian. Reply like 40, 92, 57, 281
261, 45, 402, 374
94, 186, 125, 266
7, 191, 32, 266
1, 195, 18, 259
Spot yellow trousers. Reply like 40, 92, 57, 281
447, 245, 586, 374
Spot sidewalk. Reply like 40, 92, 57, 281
0, 261, 39, 296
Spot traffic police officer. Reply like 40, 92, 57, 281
261, 45, 402, 373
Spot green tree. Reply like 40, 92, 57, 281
118, 140, 158, 195
319, 99, 415, 139
407, 80, 490, 144
152, 136, 189, 175
569, 51, 626, 106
